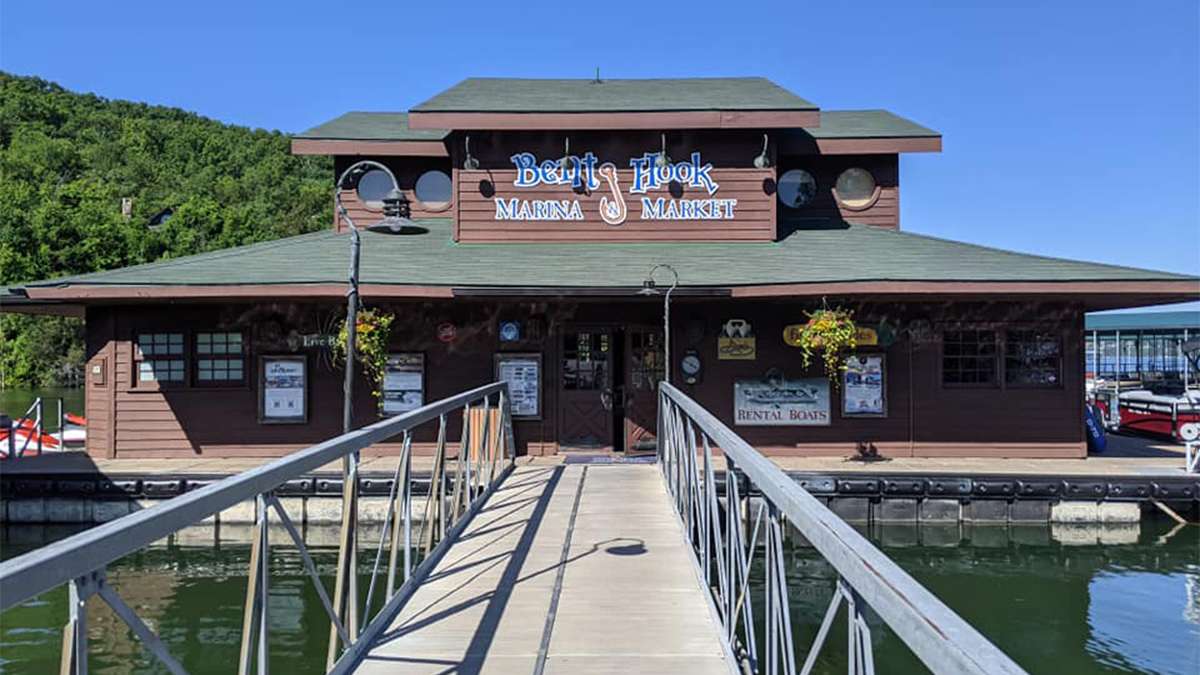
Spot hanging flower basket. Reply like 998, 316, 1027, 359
795, 307, 857, 383
332, 308, 395, 402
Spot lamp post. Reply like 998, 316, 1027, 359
638, 264, 679, 384
327, 160, 412, 663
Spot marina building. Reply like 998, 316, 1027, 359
3, 77, 1196, 460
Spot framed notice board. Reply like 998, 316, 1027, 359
381, 353, 425, 416
259, 355, 308, 424
842, 353, 887, 417
494, 353, 542, 420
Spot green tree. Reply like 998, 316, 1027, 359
0, 73, 332, 387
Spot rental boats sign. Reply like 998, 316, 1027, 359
495, 152, 738, 226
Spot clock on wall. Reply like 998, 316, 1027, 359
680, 349, 703, 385
499, 320, 522, 342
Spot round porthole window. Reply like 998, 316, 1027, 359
834, 168, 877, 209
777, 169, 817, 208
415, 170, 452, 210
355, 169, 394, 208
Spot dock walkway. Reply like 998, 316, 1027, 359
354, 462, 734, 674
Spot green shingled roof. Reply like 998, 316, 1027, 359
808, 110, 939, 139
412, 77, 817, 113
295, 112, 449, 141
294, 110, 936, 142
11, 221, 1194, 292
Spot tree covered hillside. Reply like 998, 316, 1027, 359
0, 72, 333, 387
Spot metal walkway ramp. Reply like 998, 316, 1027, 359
356, 463, 735, 674
1, 381, 1027, 675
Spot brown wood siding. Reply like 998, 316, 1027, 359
84, 307, 116, 457
332, 156, 454, 231
94, 299, 1086, 460
776, 155, 900, 229
456, 167, 775, 243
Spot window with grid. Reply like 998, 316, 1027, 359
1005, 330, 1062, 387
942, 329, 998, 386
136, 333, 185, 384
561, 331, 609, 390
196, 332, 245, 383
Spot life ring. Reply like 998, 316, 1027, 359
1179, 422, 1200, 442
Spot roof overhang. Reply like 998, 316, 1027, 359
405, 109, 821, 131
9, 279, 1195, 312
290, 139, 448, 157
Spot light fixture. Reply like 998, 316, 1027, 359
655, 133, 671, 168
463, 135, 480, 170
753, 133, 770, 169
559, 137, 572, 172
639, 264, 679, 384
372, 187, 419, 233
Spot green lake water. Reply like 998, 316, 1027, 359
0, 387, 85, 420
1, 521, 1196, 674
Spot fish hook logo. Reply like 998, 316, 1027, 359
597, 163, 627, 226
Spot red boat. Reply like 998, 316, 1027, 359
1093, 388, 1200, 442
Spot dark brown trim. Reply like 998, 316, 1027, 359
452, 287, 733, 298
814, 137, 942, 154
290, 139, 449, 157
730, 279, 1200, 298
406, 110, 821, 130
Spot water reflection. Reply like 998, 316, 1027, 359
1, 521, 1196, 674
748, 520, 1199, 675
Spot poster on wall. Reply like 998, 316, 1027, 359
843, 354, 886, 417
495, 353, 541, 419
734, 377, 830, 426
259, 356, 307, 423
718, 319, 756, 360
381, 353, 424, 416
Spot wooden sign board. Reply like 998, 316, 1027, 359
457, 165, 775, 243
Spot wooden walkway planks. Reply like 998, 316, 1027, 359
355, 463, 734, 674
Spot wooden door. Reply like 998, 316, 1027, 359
624, 327, 665, 453
558, 328, 615, 450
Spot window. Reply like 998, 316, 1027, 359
414, 170, 452, 210
197, 332, 245, 383
834, 167, 878, 209
942, 330, 998, 386
1005, 330, 1062, 387
136, 333, 185, 384
562, 331, 609, 390
355, 169, 393, 208
777, 169, 817, 208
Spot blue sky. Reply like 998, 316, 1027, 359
2, 0, 1197, 311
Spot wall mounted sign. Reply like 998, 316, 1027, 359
680, 348, 703, 385
436, 322, 457, 343
782, 324, 880, 348
734, 377, 830, 426
499, 320, 522, 343
287, 331, 337, 350
843, 354, 886, 417
495, 151, 736, 227
259, 356, 307, 424
718, 319, 756, 360
381, 353, 424, 416
495, 353, 541, 419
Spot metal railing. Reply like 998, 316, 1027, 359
2, 396, 66, 458
0, 382, 516, 675
657, 382, 1028, 675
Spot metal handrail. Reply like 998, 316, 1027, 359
0, 381, 516, 675
657, 382, 1028, 675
